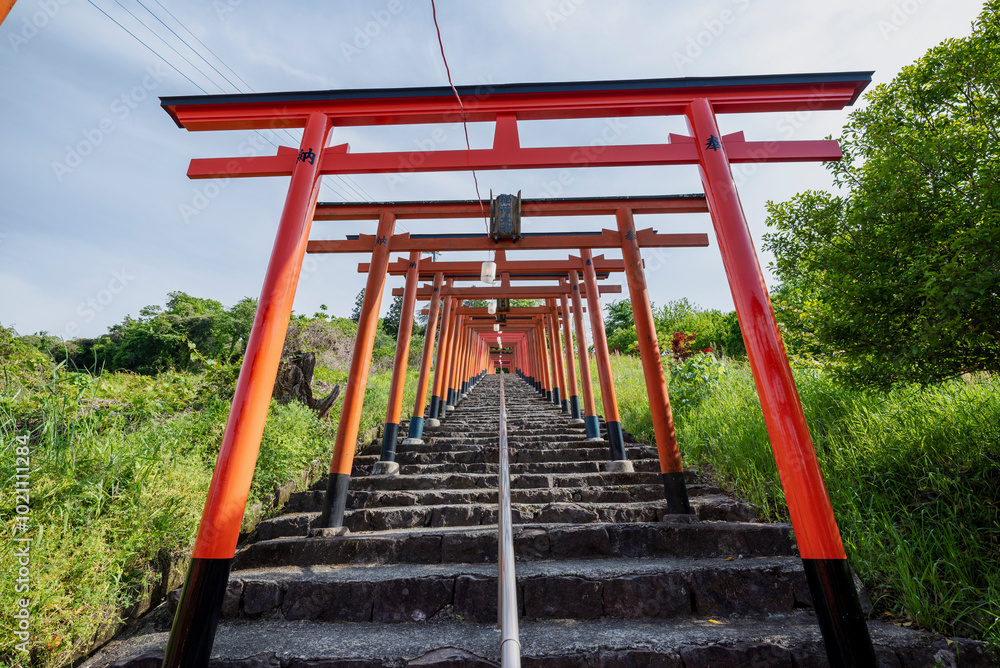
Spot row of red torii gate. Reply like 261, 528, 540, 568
157, 72, 878, 667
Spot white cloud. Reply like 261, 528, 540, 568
0, 0, 988, 335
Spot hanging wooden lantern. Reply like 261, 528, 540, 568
497, 297, 510, 312
490, 190, 521, 242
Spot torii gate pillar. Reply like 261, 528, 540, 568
377, 251, 421, 469
320, 212, 395, 528
617, 207, 691, 514
559, 292, 584, 424
581, 249, 628, 464
163, 112, 331, 668
570, 270, 600, 439
406, 272, 444, 443
686, 97, 875, 665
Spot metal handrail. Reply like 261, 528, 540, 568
497, 374, 521, 667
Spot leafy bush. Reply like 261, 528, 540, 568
601, 298, 745, 359
51, 292, 258, 375
0, 313, 419, 667
668, 353, 727, 413
606, 326, 638, 355
604, 351, 1000, 645
762, 2, 1000, 389
655, 298, 744, 358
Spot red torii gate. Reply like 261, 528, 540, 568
159, 72, 875, 667
306, 197, 701, 533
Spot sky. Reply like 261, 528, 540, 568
0, 0, 987, 340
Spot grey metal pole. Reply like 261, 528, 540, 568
497, 374, 521, 667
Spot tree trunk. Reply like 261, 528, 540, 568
273, 351, 341, 419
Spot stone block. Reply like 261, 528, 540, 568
603, 573, 691, 619
548, 525, 612, 558
523, 575, 602, 619
242, 580, 283, 616
282, 580, 374, 622
407, 648, 496, 667
442, 533, 495, 563
690, 567, 794, 616
514, 528, 550, 559
597, 650, 682, 668
221, 580, 243, 618
453, 575, 498, 624
209, 654, 281, 668
372, 577, 454, 623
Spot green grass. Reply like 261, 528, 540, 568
600, 353, 1000, 645
0, 327, 420, 668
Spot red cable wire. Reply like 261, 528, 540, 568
430, 0, 488, 232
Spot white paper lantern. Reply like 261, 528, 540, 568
487, 301, 497, 314
493, 323, 500, 332
481, 260, 496, 284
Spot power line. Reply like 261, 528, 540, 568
151, 0, 255, 92
430, 0, 488, 234
135, 0, 243, 93
89, 1, 395, 217
110, 0, 219, 93
95, 1, 359, 203
84, 0, 208, 93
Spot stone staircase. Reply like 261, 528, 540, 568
83, 374, 993, 667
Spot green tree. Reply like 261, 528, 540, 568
65, 293, 257, 374
603, 299, 634, 337
655, 298, 744, 358
225, 297, 257, 356
763, 3, 1000, 388
607, 325, 638, 355
382, 295, 406, 338
351, 288, 365, 323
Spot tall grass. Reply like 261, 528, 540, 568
1, 327, 419, 668
603, 353, 1000, 645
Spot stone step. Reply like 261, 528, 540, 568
234, 519, 796, 570
383, 459, 662, 476
430, 430, 587, 443
84, 375, 998, 668
356, 445, 658, 466
360, 440, 656, 457
315, 470, 693, 493
256, 496, 755, 539
85, 612, 990, 668
220, 556, 810, 623
286, 483, 727, 514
